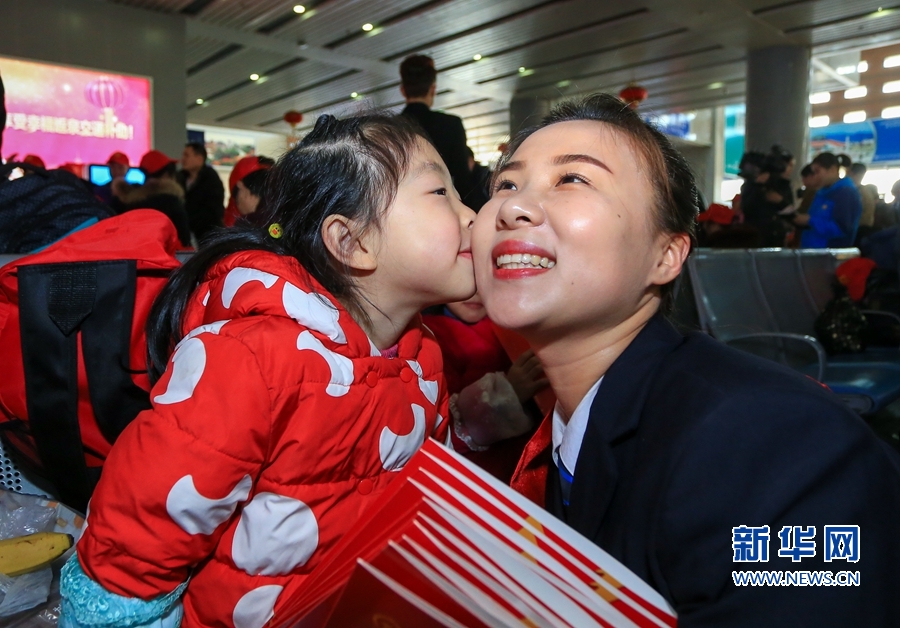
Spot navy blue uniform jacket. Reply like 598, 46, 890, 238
541, 315, 900, 627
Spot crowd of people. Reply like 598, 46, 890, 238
699, 144, 900, 259
2, 57, 900, 628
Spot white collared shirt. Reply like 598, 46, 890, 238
551, 376, 603, 475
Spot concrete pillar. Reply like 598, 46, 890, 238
509, 95, 552, 138
745, 45, 810, 182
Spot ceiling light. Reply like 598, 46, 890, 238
708, 82, 724, 89
809, 115, 830, 128
843, 110, 866, 123
196, 98, 204, 105
844, 86, 867, 99
809, 92, 831, 104
473, 54, 482, 61
836, 65, 857, 75
293, 4, 305, 13
362, 23, 373, 31
883, 80, 900, 93
557, 79, 571, 88
857, 61, 869, 73
351, 92, 359, 98
250, 73, 260, 81
884, 55, 900, 68
518, 67, 526, 73
882, 106, 900, 119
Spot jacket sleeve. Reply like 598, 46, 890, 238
658, 391, 900, 628
74, 330, 272, 600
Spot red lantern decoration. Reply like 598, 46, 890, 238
283, 110, 303, 128
84, 76, 124, 110
618, 85, 648, 110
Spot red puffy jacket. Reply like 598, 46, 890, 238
76, 250, 449, 627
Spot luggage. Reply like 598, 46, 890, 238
0, 210, 181, 511
0, 161, 114, 255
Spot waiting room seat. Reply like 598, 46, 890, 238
687, 248, 900, 416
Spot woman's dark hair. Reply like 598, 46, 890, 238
240, 167, 271, 198
493, 93, 700, 315
812, 152, 852, 171
147, 113, 427, 382
800, 164, 814, 178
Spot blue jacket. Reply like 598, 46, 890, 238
801, 177, 862, 248
545, 316, 900, 627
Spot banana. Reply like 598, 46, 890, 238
0, 532, 74, 577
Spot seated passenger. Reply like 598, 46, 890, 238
473, 93, 900, 627
114, 150, 193, 248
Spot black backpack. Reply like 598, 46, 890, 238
0, 161, 114, 254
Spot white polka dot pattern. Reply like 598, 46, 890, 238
296, 331, 354, 397
282, 283, 346, 344
153, 337, 207, 405
232, 493, 319, 576
379, 404, 426, 471
165, 474, 253, 536
232, 585, 283, 628
222, 268, 279, 309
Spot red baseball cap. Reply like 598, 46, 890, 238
107, 152, 130, 167
139, 150, 177, 175
23, 154, 46, 169
698, 203, 735, 225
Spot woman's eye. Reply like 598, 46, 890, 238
494, 179, 517, 192
559, 173, 588, 185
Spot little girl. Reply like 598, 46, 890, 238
60, 113, 476, 627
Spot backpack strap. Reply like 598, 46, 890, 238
17, 261, 150, 511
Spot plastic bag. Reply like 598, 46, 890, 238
0, 494, 59, 618
455, 372, 534, 446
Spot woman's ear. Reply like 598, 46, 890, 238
321, 215, 378, 271
651, 232, 691, 286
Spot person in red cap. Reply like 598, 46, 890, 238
94, 152, 131, 211
112, 149, 192, 247
224, 155, 274, 226
22, 154, 46, 169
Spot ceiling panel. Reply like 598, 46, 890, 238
98, 0, 900, 153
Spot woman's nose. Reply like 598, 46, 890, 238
496, 191, 545, 230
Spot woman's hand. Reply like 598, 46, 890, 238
505, 349, 550, 404
792, 213, 810, 227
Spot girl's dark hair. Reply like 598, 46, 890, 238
147, 113, 426, 383
494, 93, 700, 315
812, 152, 852, 171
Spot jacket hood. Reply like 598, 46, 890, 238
182, 250, 424, 360
114, 177, 185, 206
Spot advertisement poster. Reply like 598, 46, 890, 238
810, 118, 900, 165
1, 55, 151, 168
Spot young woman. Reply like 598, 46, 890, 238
473, 94, 900, 627
60, 113, 479, 627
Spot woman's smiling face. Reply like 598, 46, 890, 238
473, 120, 676, 341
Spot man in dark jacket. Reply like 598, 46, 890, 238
400, 55, 474, 204
177, 142, 224, 243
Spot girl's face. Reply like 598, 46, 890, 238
473, 120, 675, 340
376, 140, 476, 310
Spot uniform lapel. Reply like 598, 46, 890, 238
565, 316, 683, 540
